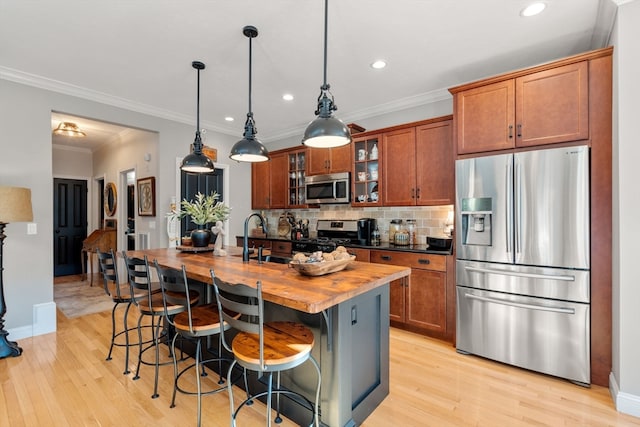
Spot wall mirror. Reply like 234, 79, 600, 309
104, 182, 117, 216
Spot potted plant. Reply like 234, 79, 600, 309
168, 192, 231, 247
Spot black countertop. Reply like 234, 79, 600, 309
236, 235, 453, 256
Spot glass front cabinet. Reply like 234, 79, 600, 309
353, 135, 381, 206
288, 149, 306, 207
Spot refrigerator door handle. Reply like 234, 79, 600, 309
514, 158, 522, 254
464, 265, 576, 281
506, 160, 513, 254
463, 292, 576, 314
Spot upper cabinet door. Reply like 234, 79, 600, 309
268, 152, 288, 209
306, 144, 352, 175
415, 119, 454, 205
382, 127, 417, 205
515, 62, 589, 148
251, 161, 270, 209
455, 80, 515, 154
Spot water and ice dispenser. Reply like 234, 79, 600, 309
461, 197, 492, 246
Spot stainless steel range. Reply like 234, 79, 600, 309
292, 219, 367, 253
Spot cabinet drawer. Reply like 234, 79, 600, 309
236, 237, 272, 250
271, 241, 292, 256
370, 250, 445, 272
347, 247, 370, 262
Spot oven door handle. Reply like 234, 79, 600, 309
464, 265, 575, 282
464, 293, 575, 314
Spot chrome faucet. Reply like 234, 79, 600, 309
243, 212, 268, 262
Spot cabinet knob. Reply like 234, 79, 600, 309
517, 124, 522, 138
508, 125, 513, 139
381, 255, 392, 261
418, 259, 430, 265
416, 188, 421, 199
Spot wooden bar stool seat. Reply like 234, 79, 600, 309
212, 271, 321, 427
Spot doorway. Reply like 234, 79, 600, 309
53, 178, 87, 276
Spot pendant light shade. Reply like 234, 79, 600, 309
181, 61, 216, 173
229, 25, 269, 163
302, 0, 351, 148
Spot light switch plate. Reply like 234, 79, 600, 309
27, 223, 37, 235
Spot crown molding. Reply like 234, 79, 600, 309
0, 66, 235, 136
3, 65, 451, 144
264, 88, 452, 142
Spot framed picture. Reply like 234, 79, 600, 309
137, 177, 156, 216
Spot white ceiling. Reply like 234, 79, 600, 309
0, 0, 618, 152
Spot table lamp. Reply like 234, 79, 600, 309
0, 186, 33, 358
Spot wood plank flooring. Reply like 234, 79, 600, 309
2, 289, 639, 426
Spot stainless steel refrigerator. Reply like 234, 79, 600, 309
455, 145, 590, 385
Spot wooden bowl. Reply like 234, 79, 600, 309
289, 255, 356, 276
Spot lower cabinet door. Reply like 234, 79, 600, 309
406, 269, 446, 333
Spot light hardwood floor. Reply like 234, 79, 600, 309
2, 289, 639, 426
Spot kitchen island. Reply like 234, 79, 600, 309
126, 247, 410, 427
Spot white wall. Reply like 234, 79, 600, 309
611, 0, 640, 417
0, 79, 250, 338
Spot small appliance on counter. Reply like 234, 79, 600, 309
426, 236, 453, 252
357, 218, 377, 246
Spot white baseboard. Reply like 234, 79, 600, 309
6, 302, 57, 340
610, 372, 640, 418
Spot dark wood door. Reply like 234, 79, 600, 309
268, 152, 288, 209
180, 169, 223, 237
53, 178, 87, 276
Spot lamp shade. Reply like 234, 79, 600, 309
302, 115, 351, 148
229, 137, 269, 162
0, 187, 33, 223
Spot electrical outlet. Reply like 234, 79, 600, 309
27, 223, 37, 235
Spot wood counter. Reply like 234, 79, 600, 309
125, 247, 410, 314
125, 246, 410, 427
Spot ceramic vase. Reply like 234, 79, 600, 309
190, 227, 211, 247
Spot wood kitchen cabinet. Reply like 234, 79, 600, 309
306, 144, 352, 175
287, 149, 307, 207
382, 116, 454, 206
452, 61, 589, 155
352, 134, 381, 206
251, 160, 270, 209
370, 250, 449, 339
251, 150, 288, 209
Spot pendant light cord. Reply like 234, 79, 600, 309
248, 32, 253, 116
322, 0, 328, 89
196, 66, 201, 138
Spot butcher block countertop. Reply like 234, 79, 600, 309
125, 247, 410, 314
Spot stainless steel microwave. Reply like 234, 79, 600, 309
305, 172, 351, 204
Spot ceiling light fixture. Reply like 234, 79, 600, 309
52, 121, 86, 137
229, 25, 269, 163
302, 0, 351, 149
282, 94, 294, 101
225, 116, 234, 122
180, 61, 216, 174
521, 2, 546, 17
371, 60, 387, 69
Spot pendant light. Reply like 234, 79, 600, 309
181, 61, 216, 173
302, 0, 351, 148
229, 25, 269, 163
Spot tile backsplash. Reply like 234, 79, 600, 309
257, 204, 454, 244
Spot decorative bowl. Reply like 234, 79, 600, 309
289, 255, 356, 276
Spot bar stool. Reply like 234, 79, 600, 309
211, 270, 321, 427
96, 249, 144, 375
154, 261, 235, 427
122, 252, 197, 399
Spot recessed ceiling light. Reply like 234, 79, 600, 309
282, 93, 294, 101
224, 116, 234, 122
371, 60, 387, 69
521, 2, 546, 17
